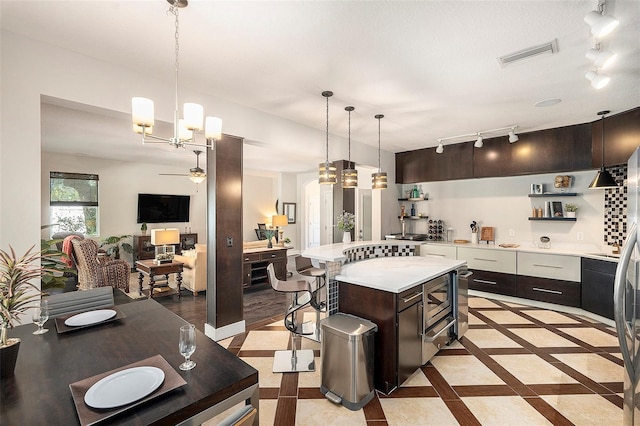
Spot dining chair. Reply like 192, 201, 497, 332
45, 286, 114, 318
266, 263, 315, 373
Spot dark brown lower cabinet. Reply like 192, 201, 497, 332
242, 248, 287, 289
468, 269, 517, 296
581, 258, 616, 320
516, 275, 581, 307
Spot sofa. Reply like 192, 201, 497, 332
173, 243, 207, 296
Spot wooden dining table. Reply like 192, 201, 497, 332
0, 298, 259, 425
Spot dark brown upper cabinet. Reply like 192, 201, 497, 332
395, 142, 473, 184
592, 107, 640, 167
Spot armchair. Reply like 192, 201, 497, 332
173, 243, 207, 295
71, 239, 130, 292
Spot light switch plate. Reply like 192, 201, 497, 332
226, 237, 233, 247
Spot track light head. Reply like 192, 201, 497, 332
586, 48, 617, 69
508, 128, 519, 143
474, 134, 483, 148
584, 9, 620, 38
435, 141, 444, 154
585, 70, 610, 89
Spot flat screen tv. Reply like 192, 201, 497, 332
137, 193, 190, 224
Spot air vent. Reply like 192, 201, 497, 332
498, 39, 559, 67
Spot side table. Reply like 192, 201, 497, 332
135, 259, 183, 299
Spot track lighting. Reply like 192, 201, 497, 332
584, 4, 619, 38
586, 47, 617, 70
436, 125, 517, 152
474, 134, 483, 148
585, 70, 610, 89
508, 127, 519, 143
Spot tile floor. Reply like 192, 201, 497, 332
208, 296, 623, 425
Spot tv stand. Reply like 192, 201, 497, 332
133, 233, 198, 263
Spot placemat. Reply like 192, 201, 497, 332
55, 306, 126, 334
69, 354, 186, 426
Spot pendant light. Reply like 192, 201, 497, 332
318, 91, 337, 185
589, 110, 618, 189
342, 106, 358, 188
372, 114, 387, 190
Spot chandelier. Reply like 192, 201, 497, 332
318, 91, 337, 185
372, 114, 387, 189
342, 106, 358, 188
131, 0, 222, 149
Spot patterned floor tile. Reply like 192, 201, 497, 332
461, 395, 553, 425
296, 398, 367, 425
431, 355, 506, 386
520, 309, 581, 324
379, 397, 459, 425
468, 312, 486, 325
558, 327, 620, 348
464, 328, 522, 348
478, 310, 534, 324
540, 394, 623, 425
507, 327, 580, 348
490, 354, 579, 385
551, 353, 623, 383
468, 298, 501, 308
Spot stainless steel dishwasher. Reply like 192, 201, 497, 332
397, 285, 423, 386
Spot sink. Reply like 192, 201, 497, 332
384, 233, 428, 241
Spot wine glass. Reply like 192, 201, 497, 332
32, 300, 49, 335
179, 324, 196, 371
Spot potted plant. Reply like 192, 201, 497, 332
565, 203, 578, 218
100, 235, 133, 260
337, 211, 356, 244
263, 229, 276, 249
140, 222, 147, 236
1, 245, 52, 377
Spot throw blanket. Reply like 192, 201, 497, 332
61, 235, 82, 267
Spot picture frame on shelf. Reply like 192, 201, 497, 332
552, 201, 563, 217
530, 183, 543, 194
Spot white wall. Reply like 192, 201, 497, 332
242, 172, 278, 242
397, 170, 605, 247
41, 151, 208, 264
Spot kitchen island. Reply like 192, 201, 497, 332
338, 256, 465, 394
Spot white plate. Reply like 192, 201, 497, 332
84, 366, 165, 409
64, 309, 117, 327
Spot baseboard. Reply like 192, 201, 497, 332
204, 320, 246, 341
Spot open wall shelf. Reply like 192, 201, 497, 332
528, 217, 577, 222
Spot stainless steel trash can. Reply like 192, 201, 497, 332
320, 313, 377, 411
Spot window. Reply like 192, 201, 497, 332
49, 172, 99, 236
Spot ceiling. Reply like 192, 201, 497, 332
3, 1, 640, 172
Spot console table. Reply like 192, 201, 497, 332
133, 232, 198, 263
135, 259, 183, 299
242, 247, 287, 289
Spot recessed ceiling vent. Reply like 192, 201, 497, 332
498, 39, 559, 67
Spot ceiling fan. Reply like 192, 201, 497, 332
159, 150, 206, 184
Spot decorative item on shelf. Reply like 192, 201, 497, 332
131, 0, 222, 150
272, 214, 288, 246
530, 183, 544, 194
427, 219, 445, 240
342, 106, 358, 188
151, 229, 179, 263
1, 245, 57, 378
565, 203, 578, 218
140, 222, 147, 236
480, 227, 495, 244
470, 221, 479, 244
552, 201, 563, 217
318, 91, 337, 185
554, 175, 572, 192
263, 229, 276, 248
410, 203, 416, 217
337, 211, 356, 244
372, 114, 387, 189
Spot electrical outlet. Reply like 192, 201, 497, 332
577, 232, 584, 241
508, 229, 515, 237
226, 237, 233, 247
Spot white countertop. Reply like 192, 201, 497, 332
336, 256, 465, 293
422, 241, 620, 263
302, 240, 422, 262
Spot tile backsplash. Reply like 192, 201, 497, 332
604, 164, 627, 246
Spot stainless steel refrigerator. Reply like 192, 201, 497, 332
615, 147, 640, 425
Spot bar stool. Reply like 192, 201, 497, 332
266, 263, 316, 373
295, 255, 326, 341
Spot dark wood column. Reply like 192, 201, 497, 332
333, 160, 356, 242
206, 134, 243, 337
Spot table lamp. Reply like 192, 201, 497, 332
151, 228, 180, 263
272, 214, 288, 245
